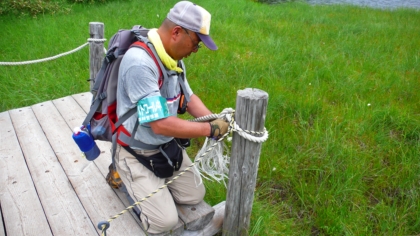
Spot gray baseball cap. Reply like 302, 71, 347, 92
167, 1, 218, 50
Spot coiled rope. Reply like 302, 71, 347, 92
0, 38, 106, 66
190, 108, 268, 143
191, 108, 268, 185
98, 108, 268, 235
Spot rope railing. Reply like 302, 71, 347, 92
0, 38, 106, 66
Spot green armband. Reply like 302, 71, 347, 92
137, 96, 170, 124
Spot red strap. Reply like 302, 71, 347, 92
130, 41, 163, 88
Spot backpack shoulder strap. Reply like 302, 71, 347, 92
130, 39, 166, 88
177, 60, 190, 102
114, 38, 168, 149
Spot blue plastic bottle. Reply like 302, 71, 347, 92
72, 126, 100, 161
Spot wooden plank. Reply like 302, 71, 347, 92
72, 92, 92, 114
32, 97, 144, 235
0, 111, 52, 236
72, 92, 113, 176
9, 106, 98, 236
55, 95, 125, 191
183, 201, 225, 236
56, 94, 113, 180
177, 201, 214, 230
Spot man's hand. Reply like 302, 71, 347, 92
209, 119, 229, 140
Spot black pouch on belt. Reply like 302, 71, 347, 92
175, 138, 190, 148
122, 139, 183, 178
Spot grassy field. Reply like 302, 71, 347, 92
1, 0, 420, 235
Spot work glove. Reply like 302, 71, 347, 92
209, 119, 229, 140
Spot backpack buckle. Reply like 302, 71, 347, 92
106, 53, 116, 63
132, 29, 140, 36
98, 92, 107, 100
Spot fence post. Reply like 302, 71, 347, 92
89, 22, 104, 90
222, 88, 269, 236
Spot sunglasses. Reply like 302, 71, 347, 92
182, 27, 202, 51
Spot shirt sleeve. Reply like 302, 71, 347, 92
120, 48, 161, 104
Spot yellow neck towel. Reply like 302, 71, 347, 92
147, 29, 183, 73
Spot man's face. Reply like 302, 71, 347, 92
172, 26, 202, 60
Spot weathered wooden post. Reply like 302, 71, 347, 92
89, 22, 105, 90
223, 88, 268, 236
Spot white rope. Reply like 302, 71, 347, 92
191, 108, 269, 185
232, 123, 269, 143
194, 138, 230, 186
0, 38, 106, 66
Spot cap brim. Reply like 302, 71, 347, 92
197, 33, 218, 50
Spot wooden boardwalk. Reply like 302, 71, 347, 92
0, 92, 146, 235
0, 92, 224, 236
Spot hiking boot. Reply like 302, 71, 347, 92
106, 164, 123, 189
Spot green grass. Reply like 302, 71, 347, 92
1, 0, 420, 235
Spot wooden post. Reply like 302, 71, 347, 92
89, 22, 104, 90
223, 88, 268, 236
